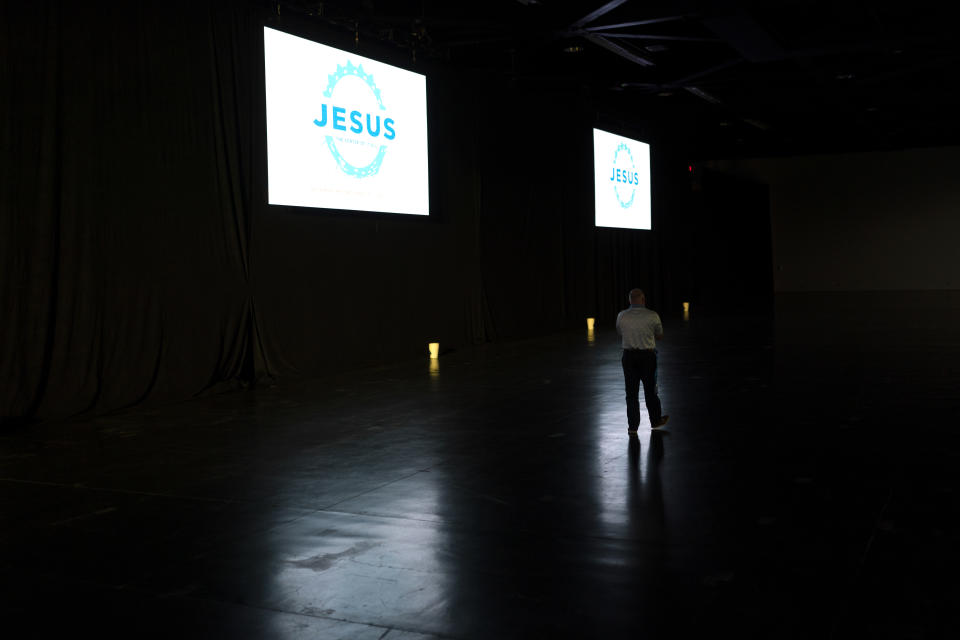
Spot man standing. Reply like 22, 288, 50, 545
616, 288, 669, 434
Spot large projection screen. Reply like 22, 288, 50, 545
593, 128, 652, 230
264, 27, 429, 215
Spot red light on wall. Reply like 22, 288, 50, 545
688, 165, 693, 173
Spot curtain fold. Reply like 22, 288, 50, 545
1, 2, 270, 423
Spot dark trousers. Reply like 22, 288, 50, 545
621, 349, 662, 429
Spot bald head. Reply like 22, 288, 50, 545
628, 289, 645, 305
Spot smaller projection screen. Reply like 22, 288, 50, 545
593, 128, 652, 230
264, 27, 429, 215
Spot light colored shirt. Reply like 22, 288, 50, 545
616, 304, 663, 350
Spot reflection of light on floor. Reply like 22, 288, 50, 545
594, 406, 646, 528
269, 474, 450, 636
587, 328, 595, 345
585, 347, 675, 539
593, 370, 670, 536
429, 358, 439, 377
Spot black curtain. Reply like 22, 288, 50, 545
1, 1, 678, 424
1, 1, 269, 422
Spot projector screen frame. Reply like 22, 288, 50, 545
262, 24, 432, 219
592, 126, 654, 231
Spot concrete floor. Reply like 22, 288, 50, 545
2, 294, 958, 638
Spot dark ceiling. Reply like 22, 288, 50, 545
276, 0, 960, 158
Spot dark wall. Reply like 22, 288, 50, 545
1, 1, 699, 423
712, 147, 960, 292
679, 169, 773, 312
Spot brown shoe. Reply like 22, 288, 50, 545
652, 415, 670, 428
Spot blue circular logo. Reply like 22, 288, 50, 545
612, 143, 636, 209
313, 61, 394, 179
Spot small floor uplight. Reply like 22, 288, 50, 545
683, 302, 690, 321
428, 342, 440, 359
586, 317, 595, 330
